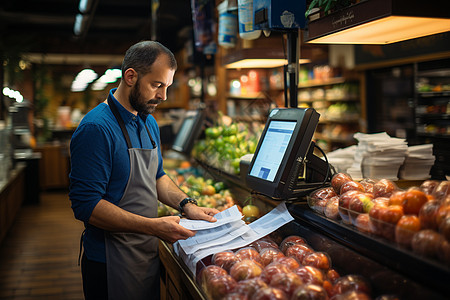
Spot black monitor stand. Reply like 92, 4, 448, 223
282, 142, 331, 199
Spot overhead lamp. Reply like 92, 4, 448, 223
305, 0, 450, 44
79, 0, 94, 14
73, 13, 89, 36
223, 48, 310, 69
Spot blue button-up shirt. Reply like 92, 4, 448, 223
69, 88, 165, 262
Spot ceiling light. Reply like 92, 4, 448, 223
79, 0, 94, 14
305, 0, 450, 44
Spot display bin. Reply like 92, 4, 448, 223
160, 205, 448, 299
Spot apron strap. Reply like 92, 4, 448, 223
139, 113, 157, 148
107, 94, 133, 149
78, 229, 86, 266
107, 93, 157, 149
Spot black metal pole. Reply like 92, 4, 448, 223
287, 31, 299, 108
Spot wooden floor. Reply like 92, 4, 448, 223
0, 191, 85, 300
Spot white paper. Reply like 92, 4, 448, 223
179, 205, 242, 230
180, 201, 294, 275
180, 220, 250, 254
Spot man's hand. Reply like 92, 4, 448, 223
183, 204, 219, 222
152, 216, 196, 243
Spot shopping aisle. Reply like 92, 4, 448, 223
0, 191, 84, 299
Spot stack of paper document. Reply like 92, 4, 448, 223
174, 202, 294, 275
347, 132, 408, 180
399, 144, 435, 180
326, 145, 356, 174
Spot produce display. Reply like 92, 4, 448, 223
197, 234, 391, 300
308, 173, 450, 267
160, 165, 236, 216
192, 120, 263, 175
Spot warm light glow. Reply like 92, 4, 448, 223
307, 16, 450, 44
226, 58, 311, 69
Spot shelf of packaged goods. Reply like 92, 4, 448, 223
416, 113, 450, 120
301, 97, 360, 103
226, 94, 267, 100
287, 202, 450, 298
417, 91, 450, 97
319, 118, 360, 124
298, 77, 348, 88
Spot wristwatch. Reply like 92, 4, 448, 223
178, 197, 198, 214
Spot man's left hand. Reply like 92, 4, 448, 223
183, 204, 219, 222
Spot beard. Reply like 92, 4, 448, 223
129, 79, 162, 115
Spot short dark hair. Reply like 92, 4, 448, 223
121, 40, 177, 78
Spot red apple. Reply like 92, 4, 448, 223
326, 268, 340, 283
331, 173, 353, 194
280, 235, 307, 254
402, 189, 428, 215
373, 179, 398, 198
221, 292, 249, 300
212, 251, 240, 272
231, 278, 268, 298
332, 290, 372, 300
377, 204, 404, 241
332, 274, 371, 296
439, 215, 450, 241
395, 215, 421, 248
259, 262, 292, 284
235, 247, 261, 264
260, 248, 285, 267
229, 259, 263, 281
205, 274, 237, 300
420, 180, 440, 195
199, 265, 228, 286
436, 204, 450, 227
311, 186, 338, 200
388, 191, 407, 206
324, 196, 340, 220
251, 238, 279, 253
418, 200, 440, 230
285, 243, 315, 264
339, 190, 362, 224
433, 181, 450, 201
291, 283, 328, 300
411, 229, 445, 259
302, 252, 331, 271
348, 193, 374, 224
340, 181, 365, 195
354, 213, 374, 234
294, 266, 325, 285
252, 287, 288, 300
272, 256, 300, 271
269, 272, 304, 297
360, 178, 375, 194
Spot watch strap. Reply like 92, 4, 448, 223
178, 197, 198, 214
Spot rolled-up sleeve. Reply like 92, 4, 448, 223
69, 122, 112, 222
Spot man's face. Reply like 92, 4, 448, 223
129, 55, 175, 115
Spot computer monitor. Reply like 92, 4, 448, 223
246, 107, 330, 199
172, 109, 205, 154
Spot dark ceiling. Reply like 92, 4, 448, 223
0, 0, 194, 60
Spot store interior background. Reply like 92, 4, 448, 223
1, 0, 449, 229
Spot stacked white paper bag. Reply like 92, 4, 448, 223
399, 144, 435, 180
347, 132, 408, 180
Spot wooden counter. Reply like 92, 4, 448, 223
0, 163, 25, 244
159, 241, 206, 300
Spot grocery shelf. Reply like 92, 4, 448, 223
287, 203, 450, 297
299, 77, 347, 88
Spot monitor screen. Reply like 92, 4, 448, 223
246, 107, 324, 199
249, 120, 297, 182
172, 117, 195, 151
172, 109, 205, 154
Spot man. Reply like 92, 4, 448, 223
69, 41, 219, 300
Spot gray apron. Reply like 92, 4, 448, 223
105, 95, 160, 300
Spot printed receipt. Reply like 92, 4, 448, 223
179, 204, 243, 230
174, 201, 294, 275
